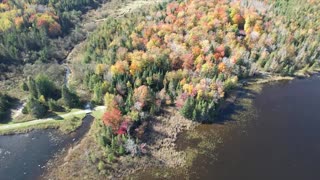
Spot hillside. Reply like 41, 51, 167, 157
1, 0, 320, 178
45, 0, 320, 178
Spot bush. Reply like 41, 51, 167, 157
97, 161, 105, 171
107, 153, 114, 163
36, 75, 59, 98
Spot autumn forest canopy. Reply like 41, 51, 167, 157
81, 0, 320, 125
0, 0, 320, 174
62, 0, 320, 167
0, 0, 101, 65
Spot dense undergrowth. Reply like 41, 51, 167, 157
69, 0, 320, 174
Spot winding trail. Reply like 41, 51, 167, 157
3, 0, 165, 133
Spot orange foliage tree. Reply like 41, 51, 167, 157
133, 85, 152, 110
102, 107, 123, 131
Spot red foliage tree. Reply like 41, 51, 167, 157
117, 121, 129, 135
102, 107, 122, 131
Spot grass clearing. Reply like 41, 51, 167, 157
0, 106, 105, 135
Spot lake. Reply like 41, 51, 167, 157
189, 75, 320, 180
2, 75, 320, 180
0, 115, 93, 180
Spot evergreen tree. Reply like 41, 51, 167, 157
61, 85, 79, 108
26, 97, 47, 118
180, 97, 194, 119
93, 84, 103, 105
0, 93, 11, 121
27, 77, 38, 98
35, 74, 57, 99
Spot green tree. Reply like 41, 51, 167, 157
48, 98, 63, 112
35, 74, 57, 99
180, 97, 194, 119
27, 77, 38, 98
93, 84, 103, 105
61, 85, 79, 108
26, 97, 47, 118
0, 93, 11, 121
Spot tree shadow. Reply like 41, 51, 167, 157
203, 87, 259, 125
50, 113, 64, 121
1, 96, 20, 124
140, 116, 174, 146
138, 86, 261, 146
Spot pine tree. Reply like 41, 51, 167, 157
118, 145, 125, 155
27, 77, 38, 98
180, 97, 194, 119
61, 85, 79, 108
26, 97, 47, 118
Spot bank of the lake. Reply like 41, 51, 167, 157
0, 106, 105, 135
187, 74, 320, 180
0, 115, 95, 180
1, 74, 315, 180
41, 74, 299, 179
133, 74, 320, 179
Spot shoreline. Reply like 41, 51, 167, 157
0, 0, 165, 136
43, 106, 197, 179
41, 73, 303, 179
0, 107, 104, 136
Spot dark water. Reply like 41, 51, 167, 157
189, 75, 320, 180
0, 115, 93, 180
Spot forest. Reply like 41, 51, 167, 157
0, 0, 108, 120
0, 0, 104, 65
0, 0, 320, 176
63, 0, 320, 173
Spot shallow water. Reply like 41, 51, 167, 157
0, 115, 93, 180
188, 75, 320, 180
2, 76, 320, 180
133, 75, 320, 179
